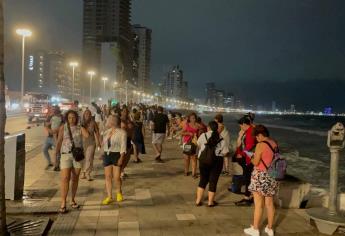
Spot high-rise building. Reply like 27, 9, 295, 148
215, 89, 225, 107
224, 92, 234, 108
182, 81, 189, 99
205, 82, 216, 106
27, 50, 81, 100
132, 24, 152, 92
26, 50, 49, 93
162, 65, 188, 99
290, 104, 296, 113
83, 0, 133, 89
47, 51, 71, 99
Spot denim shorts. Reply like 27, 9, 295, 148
103, 152, 121, 167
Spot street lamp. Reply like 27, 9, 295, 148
69, 61, 79, 101
102, 76, 108, 100
16, 28, 32, 106
87, 70, 96, 104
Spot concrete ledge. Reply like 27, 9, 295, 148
307, 189, 345, 212
275, 175, 311, 209
273, 174, 345, 213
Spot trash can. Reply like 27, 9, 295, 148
5, 133, 25, 200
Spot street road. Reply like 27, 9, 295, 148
5, 114, 45, 154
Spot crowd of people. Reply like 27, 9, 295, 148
42, 101, 280, 236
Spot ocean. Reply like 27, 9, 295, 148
201, 113, 345, 192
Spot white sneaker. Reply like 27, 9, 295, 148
244, 225, 260, 236
264, 226, 274, 236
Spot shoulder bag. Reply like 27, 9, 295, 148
67, 124, 85, 162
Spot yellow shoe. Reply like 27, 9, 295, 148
102, 197, 113, 205
116, 193, 123, 202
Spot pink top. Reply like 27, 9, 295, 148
256, 140, 277, 171
183, 123, 199, 144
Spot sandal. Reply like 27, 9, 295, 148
71, 202, 80, 209
208, 201, 218, 207
192, 174, 199, 179
195, 202, 203, 207
58, 206, 67, 214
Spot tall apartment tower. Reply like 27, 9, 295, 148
26, 50, 81, 100
83, 0, 133, 86
205, 82, 216, 106
163, 65, 188, 99
26, 50, 49, 93
132, 24, 152, 92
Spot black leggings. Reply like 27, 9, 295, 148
198, 157, 224, 192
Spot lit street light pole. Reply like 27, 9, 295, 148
16, 28, 32, 106
69, 61, 78, 101
88, 70, 95, 104
102, 77, 108, 101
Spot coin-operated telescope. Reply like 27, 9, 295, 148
327, 122, 345, 149
308, 122, 345, 235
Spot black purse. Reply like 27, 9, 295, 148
183, 141, 197, 155
67, 124, 85, 162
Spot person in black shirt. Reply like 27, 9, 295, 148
152, 106, 170, 163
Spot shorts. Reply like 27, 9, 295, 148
103, 152, 121, 167
152, 133, 166, 144
60, 153, 83, 169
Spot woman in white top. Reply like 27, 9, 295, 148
195, 121, 229, 207
102, 115, 127, 205
55, 110, 89, 214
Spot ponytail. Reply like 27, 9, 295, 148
208, 121, 220, 146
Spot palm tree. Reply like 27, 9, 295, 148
0, 0, 7, 234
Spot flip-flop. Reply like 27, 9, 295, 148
58, 206, 67, 214
208, 201, 218, 207
71, 202, 80, 209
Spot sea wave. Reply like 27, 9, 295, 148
263, 124, 327, 137
282, 150, 345, 191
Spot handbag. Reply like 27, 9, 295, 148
183, 141, 197, 155
67, 124, 85, 162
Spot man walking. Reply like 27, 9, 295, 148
152, 106, 169, 163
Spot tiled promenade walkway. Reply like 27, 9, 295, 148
6, 132, 340, 236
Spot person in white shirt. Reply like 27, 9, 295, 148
195, 121, 229, 207
101, 115, 127, 205
214, 114, 231, 175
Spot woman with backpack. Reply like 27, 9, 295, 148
244, 125, 279, 236
195, 121, 229, 207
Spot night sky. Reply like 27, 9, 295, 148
4, 0, 345, 111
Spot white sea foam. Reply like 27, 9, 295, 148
283, 151, 325, 165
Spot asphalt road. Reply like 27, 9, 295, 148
5, 114, 45, 155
